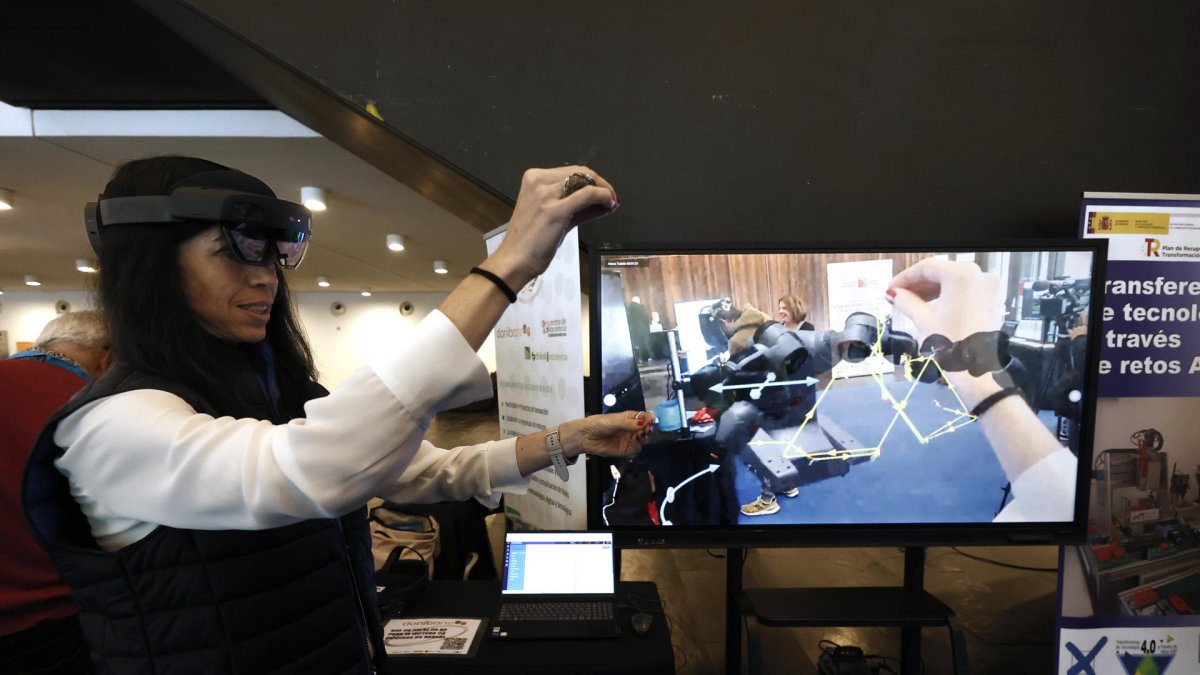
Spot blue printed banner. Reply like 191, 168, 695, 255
1095, 261, 1200, 396
1057, 195, 1200, 675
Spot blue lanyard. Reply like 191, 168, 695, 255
9, 349, 91, 381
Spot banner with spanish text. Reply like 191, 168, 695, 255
1082, 197, 1200, 397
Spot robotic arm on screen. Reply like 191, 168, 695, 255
687, 312, 1021, 496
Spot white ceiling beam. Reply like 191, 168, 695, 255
31, 109, 319, 138
0, 101, 34, 137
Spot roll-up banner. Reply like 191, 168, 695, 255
1057, 193, 1200, 674
484, 227, 587, 530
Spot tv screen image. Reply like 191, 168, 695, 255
588, 242, 1105, 547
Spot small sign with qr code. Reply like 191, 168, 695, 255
383, 617, 486, 656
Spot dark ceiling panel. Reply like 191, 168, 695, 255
9, 1, 1197, 244
172, 0, 1200, 245
0, 0, 267, 109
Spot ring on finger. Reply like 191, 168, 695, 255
562, 172, 596, 198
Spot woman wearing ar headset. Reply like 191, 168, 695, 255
24, 156, 650, 673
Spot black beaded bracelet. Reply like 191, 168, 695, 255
969, 386, 1022, 418
470, 266, 517, 303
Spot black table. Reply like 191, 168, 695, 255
387, 580, 674, 675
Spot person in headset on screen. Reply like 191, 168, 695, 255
23, 156, 651, 673
737, 295, 818, 517
886, 257, 1077, 523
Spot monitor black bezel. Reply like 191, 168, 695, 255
586, 238, 1107, 549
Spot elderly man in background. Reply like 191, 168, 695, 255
1, 310, 111, 674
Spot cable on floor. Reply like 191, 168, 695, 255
950, 546, 1058, 573
816, 638, 920, 674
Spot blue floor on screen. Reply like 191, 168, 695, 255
734, 376, 1020, 525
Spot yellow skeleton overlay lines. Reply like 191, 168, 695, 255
748, 316, 979, 463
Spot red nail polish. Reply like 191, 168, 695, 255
885, 289, 896, 302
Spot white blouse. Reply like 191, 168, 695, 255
993, 446, 1078, 523
53, 310, 526, 551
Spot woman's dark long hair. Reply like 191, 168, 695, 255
96, 156, 317, 416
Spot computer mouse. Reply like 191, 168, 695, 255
630, 612, 654, 636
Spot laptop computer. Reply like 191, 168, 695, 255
488, 531, 621, 640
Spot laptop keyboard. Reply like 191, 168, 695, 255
498, 601, 615, 622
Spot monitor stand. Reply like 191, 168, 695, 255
725, 546, 968, 675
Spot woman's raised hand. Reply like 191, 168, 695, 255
486, 166, 618, 290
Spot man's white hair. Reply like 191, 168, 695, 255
35, 310, 110, 350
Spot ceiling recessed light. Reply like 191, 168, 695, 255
316, 276, 331, 288
386, 234, 406, 252
0, 187, 13, 210
360, 288, 372, 297
76, 259, 97, 273
24, 275, 41, 286
301, 186, 327, 212
433, 260, 448, 274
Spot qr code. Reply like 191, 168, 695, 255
440, 637, 468, 651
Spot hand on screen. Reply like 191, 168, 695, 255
488, 166, 618, 289
888, 257, 1076, 515
561, 411, 653, 460
886, 258, 1004, 343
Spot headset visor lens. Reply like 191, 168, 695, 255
223, 223, 309, 269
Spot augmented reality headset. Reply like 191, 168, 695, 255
84, 187, 312, 269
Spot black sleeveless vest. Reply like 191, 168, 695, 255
23, 360, 386, 674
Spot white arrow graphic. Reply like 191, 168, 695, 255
660, 464, 721, 526
709, 372, 818, 399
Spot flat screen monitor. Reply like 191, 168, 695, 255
588, 241, 1106, 548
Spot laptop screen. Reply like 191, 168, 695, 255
501, 532, 616, 595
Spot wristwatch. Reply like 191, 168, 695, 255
545, 428, 577, 482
